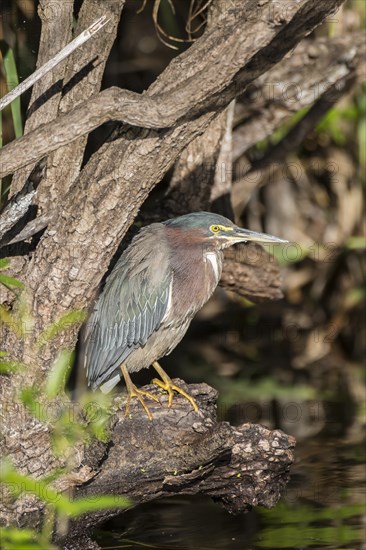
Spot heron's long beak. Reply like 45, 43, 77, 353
230, 227, 289, 244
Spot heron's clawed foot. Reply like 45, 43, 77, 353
120, 363, 160, 421
152, 361, 199, 412
124, 385, 160, 421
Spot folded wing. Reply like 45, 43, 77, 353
83, 225, 172, 390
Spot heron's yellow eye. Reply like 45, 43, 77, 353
210, 225, 220, 233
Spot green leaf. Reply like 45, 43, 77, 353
15, 292, 33, 336
45, 350, 74, 398
0, 359, 25, 374
1, 459, 129, 519
359, 117, 366, 178
344, 287, 365, 308
0, 459, 60, 503
80, 391, 113, 442
0, 258, 10, 270
58, 494, 130, 518
346, 236, 366, 249
0, 40, 23, 139
0, 272, 25, 290
0, 527, 57, 550
37, 310, 87, 349
19, 386, 44, 421
0, 305, 22, 335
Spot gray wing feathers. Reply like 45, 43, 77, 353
84, 224, 172, 389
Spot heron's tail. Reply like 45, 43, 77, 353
99, 373, 121, 393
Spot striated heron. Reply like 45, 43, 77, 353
83, 212, 287, 419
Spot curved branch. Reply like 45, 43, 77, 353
0, 0, 345, 178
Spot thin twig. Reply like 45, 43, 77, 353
152, 0, 187, 50
0, 16, 110, 112
186, 0, 212, 37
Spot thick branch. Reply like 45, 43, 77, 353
222, 244, 284, 301
62, 382, 295, 542
0, 0, 345, 178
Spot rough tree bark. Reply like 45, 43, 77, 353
1, 0, 362, 544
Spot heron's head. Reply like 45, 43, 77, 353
164, 212, 288, 249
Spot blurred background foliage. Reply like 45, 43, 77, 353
0, 0, 365, 549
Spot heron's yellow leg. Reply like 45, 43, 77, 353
151, 361, 198, 412
120, 364, 160, 421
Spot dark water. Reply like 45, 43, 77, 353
93, 394, 366, 550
